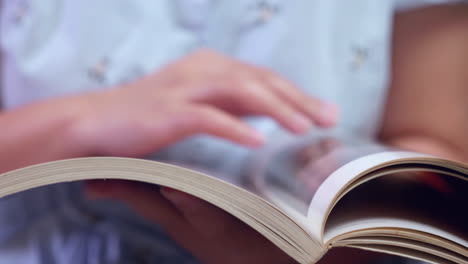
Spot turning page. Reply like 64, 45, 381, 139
246, 130, 391, 232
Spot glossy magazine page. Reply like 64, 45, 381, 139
246, 129, 392, 226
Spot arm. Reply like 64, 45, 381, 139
0, 97, 90, 172
0, 50, 334, 173
380, 3, 468, 163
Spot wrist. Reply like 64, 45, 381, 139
63, 93, 101, 157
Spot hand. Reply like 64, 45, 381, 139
80, 49, 338, 263
86, 181, 298, 264
72, 49, 338, 157
86, 181, 384, 264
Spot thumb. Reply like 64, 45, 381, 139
160, 187, 245, 239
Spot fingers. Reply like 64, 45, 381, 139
85, 181, 248, 263
166, 49, 338, 135
160, 187, 298, 264
86, 181, 296, 264
160, 187, 246, 239
192, 78, 314, 134
254, 67, 339, 128
219, 78, 313, 134
85, 181, 184, 227
175, 105, 265, 147
85, 180, 203, 246
189, 59, 338, 133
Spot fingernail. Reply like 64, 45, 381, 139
291, 114, 313, 133
318, 103, 339, 127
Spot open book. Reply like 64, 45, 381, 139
0, 135, 466, 264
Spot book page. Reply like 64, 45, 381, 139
325, 171, 467, 240
245, 129, 392, 229
323, 171, 467, 261
306, 151, 445, 239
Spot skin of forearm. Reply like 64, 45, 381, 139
384, 136, 467, 164
380, 3, 468, 164
0, 96, 91, 173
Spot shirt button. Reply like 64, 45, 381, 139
88, 57, 110, 83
